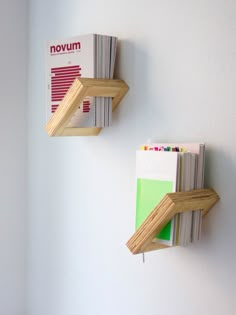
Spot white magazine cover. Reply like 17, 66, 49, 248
136, 150, 180, 246
46, 34, 96, 127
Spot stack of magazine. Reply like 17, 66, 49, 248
46, 34, 118, 128
135, 143, 205, 247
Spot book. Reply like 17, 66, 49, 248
152, 143, 205, 244
178, 152, 197, 245
46, 34, 118, 128
135, 143, 205, 247
136, 150, 180, 246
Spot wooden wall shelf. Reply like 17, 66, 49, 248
126, 189, 220, 254
45, 78, 129, 136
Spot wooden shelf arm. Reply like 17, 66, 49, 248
45, 78, 129, 137
126, 188, 220, 255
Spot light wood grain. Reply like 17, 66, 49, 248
126, 189, 219, 254
45, 78, 129, 136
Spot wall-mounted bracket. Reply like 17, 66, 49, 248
45, 78, 129, 136
126, 188, 220, 254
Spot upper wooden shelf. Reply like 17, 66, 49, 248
126, 188, 220, 255
45, 78, 129, 136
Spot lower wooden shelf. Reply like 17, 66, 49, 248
126, 189, 220, 254
45, 78, 129, 136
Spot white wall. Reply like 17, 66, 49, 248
0, 1, 28, 314
28, 1, 236, 315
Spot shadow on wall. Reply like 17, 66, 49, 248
113, 37, 173, 142
113, 38, 156, 135
203, 146, 236, 258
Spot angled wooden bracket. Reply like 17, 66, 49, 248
45, 78, 129, 136
126, 189, 220, 254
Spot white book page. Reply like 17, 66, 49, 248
136, 151, 179, 184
